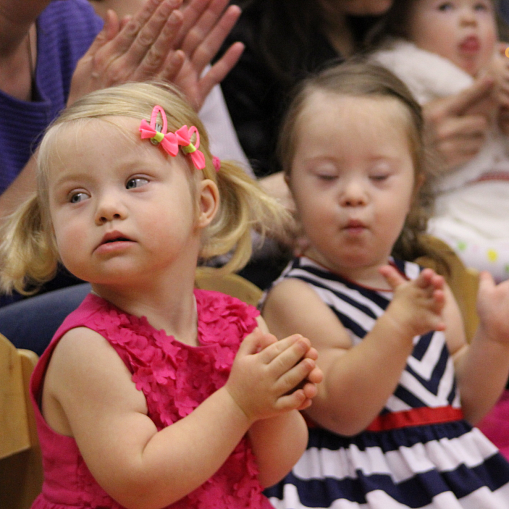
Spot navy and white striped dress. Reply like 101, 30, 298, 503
265, 257, 509, 509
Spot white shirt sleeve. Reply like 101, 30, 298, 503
199, 83, 255, 178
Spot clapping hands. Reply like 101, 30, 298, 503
69, 0, 243, 110
225, 329, 323, 423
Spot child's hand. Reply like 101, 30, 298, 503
292, 341, 323, 411
379, 265, 446, 339
476, 271, 509, 345
225, 329, 321, 422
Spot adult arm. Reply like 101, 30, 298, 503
0, 156, 36, 222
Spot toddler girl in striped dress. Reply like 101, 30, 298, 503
263, 61, 509, 508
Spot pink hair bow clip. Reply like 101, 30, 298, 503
174, 125, 206, 170
139, 105, 206, 170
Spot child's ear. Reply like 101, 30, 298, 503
197, 178, 219, 228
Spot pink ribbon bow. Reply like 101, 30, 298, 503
174, 125, 206, 170
139, 105, 206, 170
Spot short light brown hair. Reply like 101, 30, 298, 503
278, 60, 440, 266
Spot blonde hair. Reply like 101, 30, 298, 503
0, 81, 290, 295
279, 61, 447, 271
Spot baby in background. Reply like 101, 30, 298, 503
372, 0, 509, 281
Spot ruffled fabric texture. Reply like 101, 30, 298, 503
32, 290, 273, 509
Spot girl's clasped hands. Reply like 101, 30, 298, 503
226, 329, 322, 422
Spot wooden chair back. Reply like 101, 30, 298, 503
195, 270, 263, 307
0, 333, 42, 509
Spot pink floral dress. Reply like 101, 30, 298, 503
30, 290, 274, 509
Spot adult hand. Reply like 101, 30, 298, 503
68, 0, 187, 106
423, 76, 495, 170
172, 0, 244, 110
487, 42, 509, 108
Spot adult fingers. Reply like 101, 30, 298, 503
181, 1, 241, 65
193, 42, 244, 103
131, 8, 184, 80
66, 10, 123, 105
88, 9, 121, 53
74, 9, 120, 78
116, 0, 183, 71
86, 0, 167, 86
438, 139, 485, 167
435, 112, 488, 140
158, 49, 186, 83
440, 76, 494, 117
110, 0, 167, 56
434, 114, 487, 167
175, 0, 213, 48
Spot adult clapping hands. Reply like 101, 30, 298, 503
73, 0, 244, 110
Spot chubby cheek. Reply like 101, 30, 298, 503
482, 31, 497, 61
384, 201, 412, 239
53, 220, 86, 267
296, 197, 333, 237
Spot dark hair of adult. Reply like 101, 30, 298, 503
231, 0, 383, 87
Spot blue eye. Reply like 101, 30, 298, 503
126, 177, 149, 189
69, 192, 88, 203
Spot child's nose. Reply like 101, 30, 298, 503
460, 7, 477, 25
95, 194, 127, 225
340, 181, 367, 207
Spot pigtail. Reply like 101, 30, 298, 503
200, 159, 292, 275
0, 194, 58, 295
